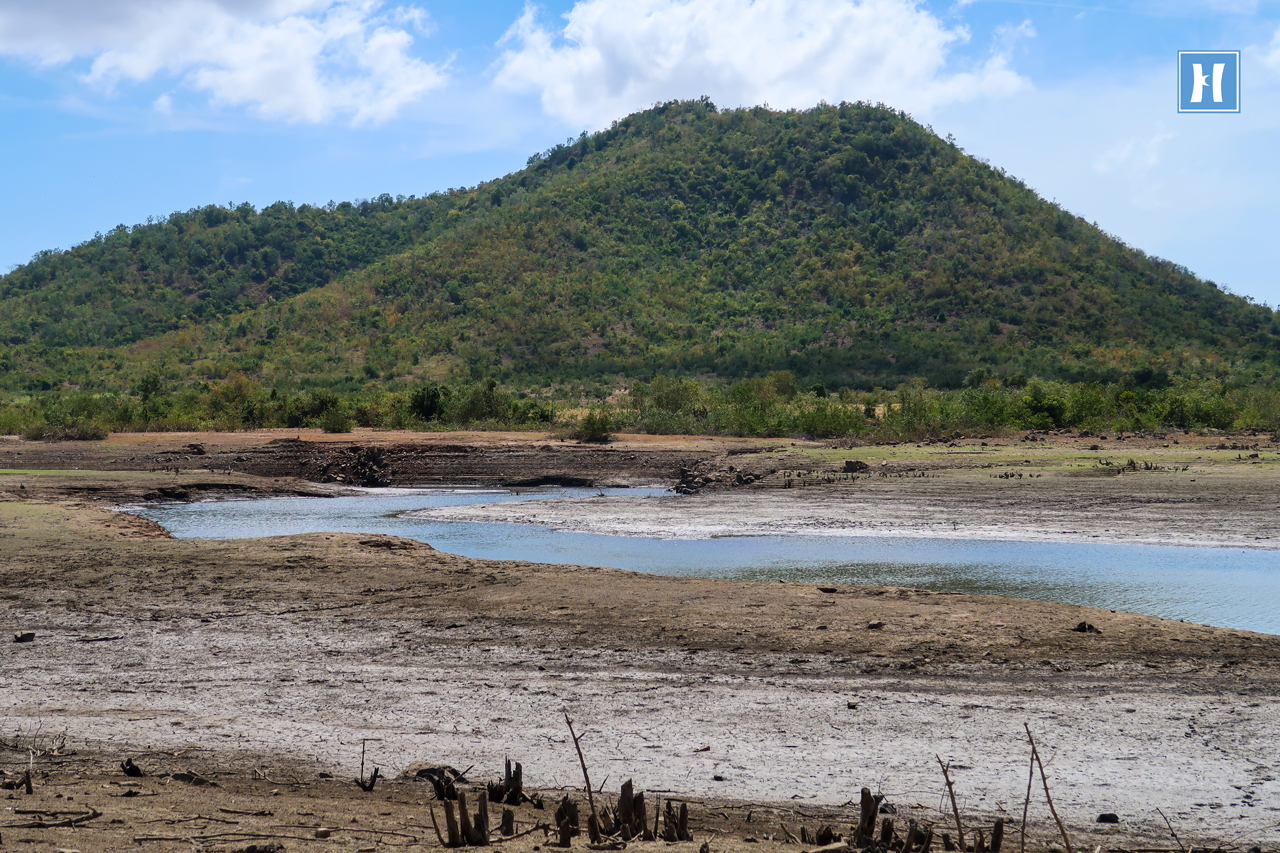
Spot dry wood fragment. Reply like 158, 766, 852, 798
618, 779, 634, 828
490, 821, 552, 843
990, 818, 1005, 853
903, 819, 920, 853
565, 714, 600, 835
936, 756, 966, 853
3, 807, 101, 829
444, 798, 462, 847
1025, 725, 1073, 853
430, 805, 448, 846
476, 790, 491, 846
858, 787, 878, 843
459, 790, 477, 845
634, 791, 652, 841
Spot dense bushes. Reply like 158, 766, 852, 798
1, 369, 1275, 442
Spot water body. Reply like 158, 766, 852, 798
129, 487, 1280, 635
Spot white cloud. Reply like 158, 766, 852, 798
493, 0, 1030, 129
0, 0, 446, 125
1093, 131, 1174, 174
1264, 24, 1280, 72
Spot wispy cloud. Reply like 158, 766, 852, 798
1093, 131, 1174, 173
493, 0, 1031, 128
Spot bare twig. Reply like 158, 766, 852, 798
429, 806, 447, 847
490, 822, 553, 843
565, 713, 599, 828
1021, 747, 1034, 853
936, 755, 965, 853
1025, 725, 1072, 853
1155, 809, 1186, 853
3, 807, 101, 829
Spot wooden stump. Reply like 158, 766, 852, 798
443, 799, 462, 848
618, 779, 634, 827
475, 791, 491, 846
635, 792, 652, 841
500, 808, 516, 837
458, 791, 476, 846
880, 816, 895, 848
990, 819, 1005, 853
858, 787, 878, 843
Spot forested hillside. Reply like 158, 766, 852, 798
2, 99, 1276, 399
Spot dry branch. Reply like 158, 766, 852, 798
936, 755, 966, 853
1025, 724, 1073, 853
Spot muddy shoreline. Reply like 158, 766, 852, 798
4, 428, 1280, 850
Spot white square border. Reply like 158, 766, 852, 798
1177, 50, 1241, 114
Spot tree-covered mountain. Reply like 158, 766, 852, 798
2, 98, 1277, 394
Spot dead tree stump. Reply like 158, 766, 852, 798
554, 796, 580, 848
443, 800, 462, 848
475, 791, 491, 846
458, 791, 476, 846
990, 819, 1005, 853
858, 787, 878, 843
635, 791, 653, 841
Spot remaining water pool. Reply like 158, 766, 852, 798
129, 487, 1280, 634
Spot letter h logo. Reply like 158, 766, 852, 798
1178, 51, 1240, 113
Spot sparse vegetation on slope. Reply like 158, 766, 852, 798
2, 99, 1278, 436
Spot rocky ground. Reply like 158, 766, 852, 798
3, 427, 1280, 852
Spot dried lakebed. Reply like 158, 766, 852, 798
4, 440, 1280, 849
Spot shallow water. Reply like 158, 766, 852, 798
130, 487, 1280, 634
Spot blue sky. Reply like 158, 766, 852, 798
1, 0, 1277, 305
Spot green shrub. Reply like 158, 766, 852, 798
571, 410, 614, 443
408, 382, 449, 421
318, 406, 353, 433
22, 419, 109, 441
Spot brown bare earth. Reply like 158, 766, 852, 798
3, 427, 1280, 852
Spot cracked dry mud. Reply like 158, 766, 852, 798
3, 428, 1280, 852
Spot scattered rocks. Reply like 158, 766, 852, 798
13, 631, 35, 643
1096, 813, 1120, 823
1073, 621, 1102, 634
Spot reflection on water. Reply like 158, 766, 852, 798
129, 488, 1280, 635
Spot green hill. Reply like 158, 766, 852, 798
2, 98, 1277, 399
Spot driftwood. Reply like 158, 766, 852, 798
4, 807, 101, 829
